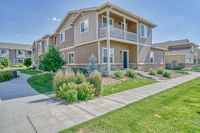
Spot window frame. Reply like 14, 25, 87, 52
140, 23, 148, 38
18, 50, 24, 55
45, 39, 48, 47
102, 47, 114, 64
80, 18, 89, 34
61, 53, 65, 59
18, 59, 24, 64
1, 49, 7, 54
150, 51, 154, 63
68, 52, 74, 64
60, 32, 65, 42
102, 15, 114, 28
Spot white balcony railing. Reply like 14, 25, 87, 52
99, 26, 137, 42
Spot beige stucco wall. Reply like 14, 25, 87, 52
100, 41, 137, 64
74, 11, 97, 45
165, 55, 185, 67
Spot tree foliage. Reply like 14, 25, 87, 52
1, 57, 10, 68
39, 44, 67, 72
86, 54, 102, 75
23, 58, 32, 67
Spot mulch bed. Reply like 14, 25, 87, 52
146, 70, 189, 80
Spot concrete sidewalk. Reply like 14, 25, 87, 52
0, 72, 200, 133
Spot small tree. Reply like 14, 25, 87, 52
39, 44, 66, 72
1, 57, 10, 68
23, 58, 32, 68
86, 54, 101, 75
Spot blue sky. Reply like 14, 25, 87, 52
0, 0, 199, 46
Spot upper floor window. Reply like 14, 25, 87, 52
45, 39, 48, 47
150, 51, 154, 63
28, 51, 32, 57
18, 50, 24, 55
60, 32, 65, 42
140, 24, 147, 38
1, 49, 7, 54
80, 19, 89, 33
32, 48, 35, 54
55, 36, 57, 45
68, 52, 74, 64
36, 45, 38, 53
102, 16, 114, 27
39, 43, 41, 50
102, 48, 114, 64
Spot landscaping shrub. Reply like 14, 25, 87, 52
0, 66, 5, 69
149, 68, 157, 76
79, 68, 87, 75
157, 67, 164, 74
64, 70, 75, 83
194, 65, 200, 68
165, 66, 171, 70
0, 74, 4, 82
126, 68, 137, 78
53, 69, 65, 96
75, 71, 86, 84
66, 89, 78, 103
1, 58, 10, 68
162, 71, 172, 78
18, 64, 24, 67
23, 58, 32, 67
181, 68, 190, 71
12, 65, 18, 68
1, 72, 13, 81
71, 67, 78, 74
172, 67, 181, 70
114, 69, 124, 78
88, 72, 102, 96
175, 71, 189, 74
76, 83, 95, 101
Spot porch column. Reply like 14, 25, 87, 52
123, 17, 126, 40
106, 8, 110, 74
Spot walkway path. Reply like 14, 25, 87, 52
0, 72, 200, 133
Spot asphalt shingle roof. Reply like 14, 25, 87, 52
153, 39, 189, 49
0, 42, 32, 51
165, 46, 192, 55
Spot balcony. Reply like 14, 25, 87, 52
99, 26, 137, 42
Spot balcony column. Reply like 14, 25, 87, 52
123, 17, 126, 40
106, 8, 110, 74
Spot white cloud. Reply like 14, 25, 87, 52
15, 35, 20, 37
52, 17, 61, 21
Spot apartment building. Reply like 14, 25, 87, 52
0, 42, 32, 66
32, 2, 166, 73
153, 39, 199, 68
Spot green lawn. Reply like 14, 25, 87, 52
10, 68, 42, 75
61, 77, 200, 133
103, 78, 157, 96
27, 74, 54, 93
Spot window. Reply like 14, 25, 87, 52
150, 51, 154, 63
45, 39, 48, 47
68, 52, 74, 64
18, 59, 23, 64
61, 53, 64, 59
60, 32, 65, 42
36, 58, 38, 64
36, 45, 38, 53
102, 48, 114, 63
102, 16, 114, 27
39, 43, 41, 50
28, 51, 32, 57
55, 36, 57, 44
80, 19, 89, 33
18, 50, 24, 55
1, 49, 7, 54
140, 24, 147, 38
32, 48, 35, 54
190, 57, 192, 62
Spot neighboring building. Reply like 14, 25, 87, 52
32, 2, 166, 73
197, 49, 200, 65
0, 42, 32, 66
153, 39, 199, 68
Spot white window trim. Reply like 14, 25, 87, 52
102, 47, 114, 64
150, 51, 154, 63
68, 52, 74, 64
18, 59, 24, 64
1, 49, 8, 54
45, 38, 48, 47
18, 50, 24, 56
102, 15, 114, 27
60, 32, 65, 42
122, 50, 129, 69
140, 23, 148, 38
80, 18, 89, 34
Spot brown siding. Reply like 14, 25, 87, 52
138, 45, 150, 63
129, 45, 137, 63
153, 50, 164, 63
57, 27, 74, 49
60, 13, 77, 31
74, 11, 97, 45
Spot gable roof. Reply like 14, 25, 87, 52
165, 46, 192, 55
153, 39, 198, 49
0, 42, 32, 51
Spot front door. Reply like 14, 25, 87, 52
123, 51, 128, 69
